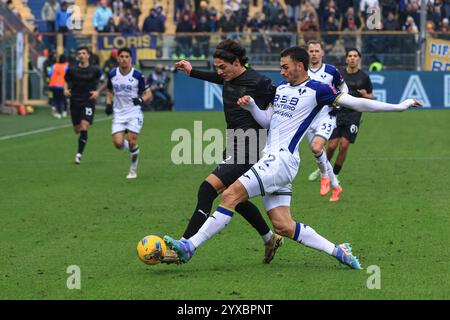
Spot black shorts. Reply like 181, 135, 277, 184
70, 102, 95, 126
212, 162, 253, 188
330, 121, 361, 144
211, 149, 258, 188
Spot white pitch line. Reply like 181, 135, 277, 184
0, 117, 110, 141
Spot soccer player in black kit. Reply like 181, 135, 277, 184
326, 48, 373, 178
162, 39, 283, 264
64, 46, 103, 164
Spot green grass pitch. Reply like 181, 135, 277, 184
0, 107, 449, 299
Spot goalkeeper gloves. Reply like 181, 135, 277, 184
105, 103, 113, 115
132, 97, 144, 106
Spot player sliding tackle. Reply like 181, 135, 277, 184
163, 46, 421, 269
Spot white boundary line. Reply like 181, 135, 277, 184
0, 117, 110, 141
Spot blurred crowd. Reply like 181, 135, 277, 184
4, 0, 450, 66
31, 0, 450, 36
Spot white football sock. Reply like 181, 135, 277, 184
327, 161, 340, 187
189, 206, 234, 249
130, 146, 139, 171
262, 230, 274, 243
316, 150, 329, 178
121, 139, 129, 151
293, 222, 335, 255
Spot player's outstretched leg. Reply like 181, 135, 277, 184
289, 221, 362, 270
163, 235, 194, 264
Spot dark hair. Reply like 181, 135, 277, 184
306, 40, 324, 50
280, 46, 309, 70
346, 48, 362, 57
58, 54, 67, 63
118, 47, 132, 57
213, 39, 248, 66
77, 46, 90, 54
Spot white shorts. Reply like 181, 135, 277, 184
306, 108, 336, 143
112, 112, 144, 135
238, 149, 299, 211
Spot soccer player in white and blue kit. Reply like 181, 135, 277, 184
106, 47, 152, 179
306, 40, 347, 201
163, 46, 420, 269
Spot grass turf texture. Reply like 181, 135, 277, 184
0, 107, 449, 299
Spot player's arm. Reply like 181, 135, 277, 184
90, 81, 107, 100
132, 73, 152, 106
176, 59, 223, 84
63, 68, 71, 97
237, 95, 273, 129
105, 69, 116, 115
335, 92, 420, 112
90, 67, 106, 100
190, 69, 223, 84
318, 83, 421, 112
105, 72, 114, 115
63, 81, 71, 97
105, 89, 113, 115
339, 81, 349, 94
257, 77, 277, 109
333, 68, 348, 93
141, 87, 153, 103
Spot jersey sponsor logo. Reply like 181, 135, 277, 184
113, 83, 133, 93
273, 109, 293, 118
274, 94, 299, 106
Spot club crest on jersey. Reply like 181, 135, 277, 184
298, 88, 307, 95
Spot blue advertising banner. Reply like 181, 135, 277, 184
174, 71, 450, 111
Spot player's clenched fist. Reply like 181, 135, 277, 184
175, 60, 192, 75
237, 95, 253, 106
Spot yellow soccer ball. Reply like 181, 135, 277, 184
26, 106, 34, 114
137, 235, 166, 265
